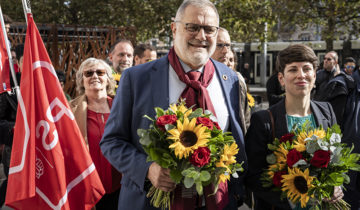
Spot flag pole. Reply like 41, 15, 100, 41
21, 0, 31, 24
0, 5, 19, 89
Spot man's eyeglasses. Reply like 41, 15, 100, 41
324, 57, 333, 61
216, 43, 231, 49
346, 65, 355, 69
83, 69, 106, 78
175, 21, 219, 37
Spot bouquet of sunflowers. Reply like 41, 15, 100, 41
262, 122, 360, 210
137, 100, 243, 210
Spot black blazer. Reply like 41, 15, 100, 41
244, 99, 336, 210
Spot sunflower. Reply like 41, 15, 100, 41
112, 72, 121, 89
167, 117, 210, 159
218, 171, 230, 184
274, 144, 288, 169
112, 72, 121, 82
247, 92, 255, 108
169, 103, 192, 117
216, 142, 238, 171
267, 164, 278, 178
281, 168, 315, 208
294, 129, 326, 152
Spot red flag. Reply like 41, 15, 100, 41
5, 13, 105, 210
0, 19, 11, 94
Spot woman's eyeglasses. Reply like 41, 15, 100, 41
83, 69, 106, 77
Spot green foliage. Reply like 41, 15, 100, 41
216, 0, 278, 42
274, 0, 360, 50
3, 0, 359, 45
155, 107, 165, 117
188, 108, 203, 120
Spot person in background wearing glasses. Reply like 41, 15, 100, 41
342, 57, 356, 76
211, 27, 231, 63
70, 58, 121, 210
133, 44, 157, 66
211, 27, 250, 134
100, 0, 247, 209
312, 51, 354, 126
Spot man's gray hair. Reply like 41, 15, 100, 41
175, 0, 219, 24
218, 27, 228, 33
327, 51, 338, 62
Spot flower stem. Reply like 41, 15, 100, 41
147, 186, 172, 210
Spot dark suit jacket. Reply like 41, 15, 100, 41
100, 55, 247, 210
245, 99, 336, 210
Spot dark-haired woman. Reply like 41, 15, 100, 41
245, 44, 343, 209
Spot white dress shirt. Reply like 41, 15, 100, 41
169, 59, 229, 131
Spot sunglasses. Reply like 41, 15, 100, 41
324, 57, 333, 61
83, 69, 106, 77
346, 65, 355, 69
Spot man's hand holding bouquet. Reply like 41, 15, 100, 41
138, 100, 243, 209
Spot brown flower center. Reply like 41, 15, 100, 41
294, 176, 308, 194
180, 131, 198, 147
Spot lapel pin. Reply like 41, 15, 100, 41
222, 74, 228, 81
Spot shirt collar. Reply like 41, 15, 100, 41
179, 59, 204, 73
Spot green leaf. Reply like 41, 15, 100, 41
170, 169, 183, 184
200, 171, 211, 182
149, 148, 160, 162
188, 108, 203, 119
139, 133, 151, 146
189, 171, 200, 180
165, 124, 176, 131
209, 145, 217, 153
155, 107, 165, 117
328, 173, 344, 186
195, 181, 203, 195
137, 129, 146, 137
267, 144, 278, 151
266, 154, 276, 164
184, 176, 195, 188
343, 173, 350, 184
143, 115, 154, 122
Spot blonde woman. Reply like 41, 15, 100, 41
70, 58, 120, 209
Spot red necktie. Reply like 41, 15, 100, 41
168, 47, 217, 117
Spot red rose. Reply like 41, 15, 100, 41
286, 149, 303, 167
213, 122, 221, 130
156, 115, 177, 131
272, 171, 286, 187
190, 147, 211, 167
196, 117, 214, 129
279, 133, 295, 144
310, 150, 331, 168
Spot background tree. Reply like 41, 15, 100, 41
215, 0, 278, 43
274, 0, 360, 51
2, 0, 359, 50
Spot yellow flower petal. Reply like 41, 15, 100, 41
167, 116, 209, 159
